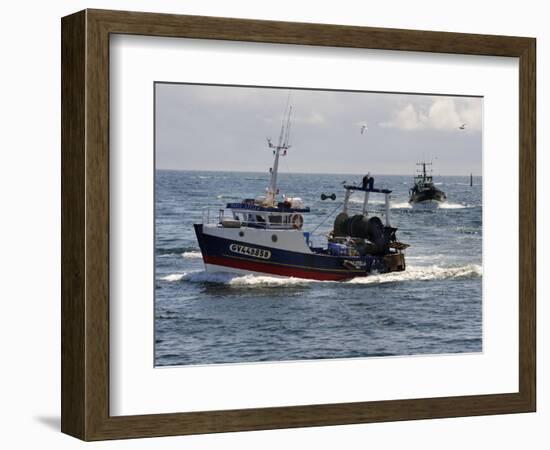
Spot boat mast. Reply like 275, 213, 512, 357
266, 104, 292, 206
416, 161, 432, 183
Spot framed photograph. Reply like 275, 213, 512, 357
61, 9, 536, 440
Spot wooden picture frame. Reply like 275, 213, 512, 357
61, 9, 536, 441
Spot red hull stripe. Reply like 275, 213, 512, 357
203, 255, 360, 281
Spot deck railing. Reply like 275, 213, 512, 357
201, 206, 301, 230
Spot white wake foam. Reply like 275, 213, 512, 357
349, 197, 385, 205
346, 264, 482, 284
160, 273, 186, 282
182, 251, 203, 259
391, 201, 412, 209
216, 194, 240, 200
349, 198, 412, 209
159, 264, 481, 286
160, 270, 311, 286
229, 274, 312, 287
374, 201, 468, 210
439, 202, 468, 209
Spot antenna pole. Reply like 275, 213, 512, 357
266, 100, 292, 206
268, 147, 282, 205
361, 190, 370, 216
343, 188, 351, 214
385, 193, 391, 226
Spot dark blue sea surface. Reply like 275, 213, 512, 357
155, 170, 482, 366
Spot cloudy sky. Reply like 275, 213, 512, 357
155, 83, 482, 176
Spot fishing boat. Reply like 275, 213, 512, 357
193, 106, 408, 281
408, 162, 447, 204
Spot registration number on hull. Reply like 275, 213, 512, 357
229, 243, 271, 260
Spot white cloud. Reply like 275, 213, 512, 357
380, 98, 481, 131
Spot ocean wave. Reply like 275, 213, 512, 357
348, 198, 412, 209
456, 226, 480, 235
182, 251, 203, 259
157, 246, 197, 256
391, 201, 412, 209
216, 194, 240, 200
349, 197, 384, 205
406, 254, 447, 260
160, 273, 186, 282
155, 247, 198, 258
159, 264, 481, 286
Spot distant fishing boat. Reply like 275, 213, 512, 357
409, 162, 447, 204
193, 104, 408, 281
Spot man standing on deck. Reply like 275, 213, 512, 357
362, 172, 374, 190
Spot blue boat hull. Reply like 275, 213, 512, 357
194, 224, 404, 281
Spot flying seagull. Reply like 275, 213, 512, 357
360, 124, 368, 134
459, 123, 466, 130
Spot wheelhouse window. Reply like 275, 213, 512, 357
268, 215, 282, 225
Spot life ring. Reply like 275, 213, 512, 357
291, 214, 303, 230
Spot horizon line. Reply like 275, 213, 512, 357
155, 167, 482, 177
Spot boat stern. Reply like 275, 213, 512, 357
383, 252, 406, 272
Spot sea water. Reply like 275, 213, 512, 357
155, 171, 482, 366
